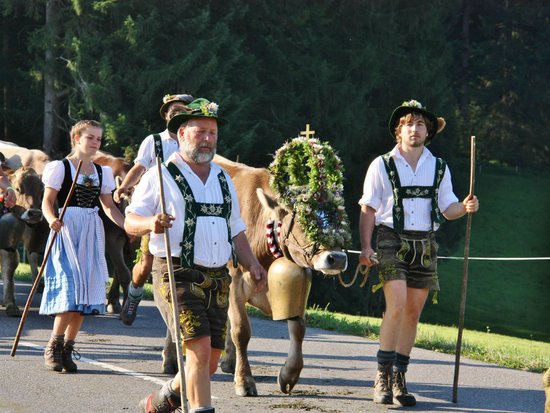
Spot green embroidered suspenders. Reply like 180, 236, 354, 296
382, 152, 446, 232
165, 162, 237, 268
153, 133, 164, 161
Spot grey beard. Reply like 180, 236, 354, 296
183, 144, 216, 164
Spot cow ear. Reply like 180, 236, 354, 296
256, 188, 288, 220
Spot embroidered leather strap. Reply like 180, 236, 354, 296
165, 162, 236, 268
153, 133, 164, 161
382, 152, 446, 232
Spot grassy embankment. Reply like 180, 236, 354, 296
421, 163, 550, 344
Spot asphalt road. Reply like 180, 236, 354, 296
0, 281, 546, 413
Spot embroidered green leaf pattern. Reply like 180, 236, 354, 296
180, 309, 201, 336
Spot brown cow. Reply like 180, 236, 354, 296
0, 167, 46, 316
93, 151, 137, 313
0, 141, 50, 175
213, 154, 348, 396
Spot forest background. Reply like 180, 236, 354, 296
1, 0, 549, 341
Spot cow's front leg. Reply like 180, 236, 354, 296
1, 249, 21, 317
220, 319, 236, 374
162, 326, 178, 374
28, 251, 44, 293
278, 316, 305, 394
228, 277, 257, 396
106, 277, 121, 314
106, 236, 131, 314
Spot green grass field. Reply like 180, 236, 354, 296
422, 164, 550, 342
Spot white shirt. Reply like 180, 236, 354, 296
126, 152, 246, 267
359, 145, 458, 232
134, 129, 179, 170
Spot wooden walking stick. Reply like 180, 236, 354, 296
11, 160, 83, 357
452, 136, 476, 403
156, 156, 188, 413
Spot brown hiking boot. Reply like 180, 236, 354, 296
44, 338, 63, 372
138, 388, 181, 413
373, 367, 393, 404
392, 371, 417, 406
62, 341, 80, 373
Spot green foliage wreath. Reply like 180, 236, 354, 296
269, 136, 352, 248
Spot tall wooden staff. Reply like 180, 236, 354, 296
156, 157, 188, 412
11, 160, 83, 357
452, 136, 476, 403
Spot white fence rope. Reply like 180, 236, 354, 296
345, 250, 550, 261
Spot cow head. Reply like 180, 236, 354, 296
257, 188, 348, 275
10, 167, 44, 224
264, 136, 352, 275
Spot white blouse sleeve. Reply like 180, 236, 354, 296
100, 165, 116, 194
42, 160, 65, 190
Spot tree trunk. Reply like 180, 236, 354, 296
460, 0, 471, 116
43, 0, 59, 156
2, 15, 9, 139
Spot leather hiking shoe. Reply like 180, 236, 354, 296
373, 368, 393, 404
138, 388, 181, 413
62, 341, 81, 373
121, 295, 141, 326
392, 371, 417, 406
44, 338, 63, 372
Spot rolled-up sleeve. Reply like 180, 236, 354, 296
437, 167, 459, 212
125, 169, 159, 217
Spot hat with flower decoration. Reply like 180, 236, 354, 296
167, 98, 225, 133
389, 99, 446, 141
159, 93, 194, 119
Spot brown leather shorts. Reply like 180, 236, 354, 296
152, 257, 231, 349
376, 226, 440, 291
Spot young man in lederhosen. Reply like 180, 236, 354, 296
359, 99, 479, 406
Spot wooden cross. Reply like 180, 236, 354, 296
300, 123, 315, 138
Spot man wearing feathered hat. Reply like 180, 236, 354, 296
358, 99, 479, 406
125, 97, 266, 413
115, 93, 193, 326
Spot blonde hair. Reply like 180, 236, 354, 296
394, 113, 434, 144
70, 120, 102, 148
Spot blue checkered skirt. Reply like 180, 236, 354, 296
39, 206, 108, 315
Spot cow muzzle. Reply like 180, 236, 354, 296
21, 208, 43, 224
313, 251, 348, 275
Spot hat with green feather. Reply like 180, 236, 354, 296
167, 98, 225, 133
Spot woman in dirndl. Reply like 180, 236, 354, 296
40, 120, 125, 373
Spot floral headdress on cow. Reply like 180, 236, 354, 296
269, 136, 352, 248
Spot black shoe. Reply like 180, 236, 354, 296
392, 371, 417, 406
44, 338, 63, 372
62, 340, 81, 373
121, 295, 141, 326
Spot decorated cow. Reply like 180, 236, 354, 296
215, 135, 351, 396
0, 166, 47, 316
